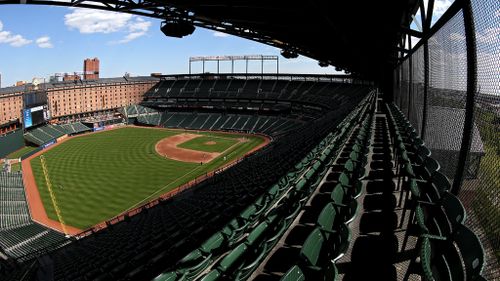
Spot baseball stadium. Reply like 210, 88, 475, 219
0, 1, 498, 281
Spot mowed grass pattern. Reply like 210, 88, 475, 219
177, 136, 238, 153
7, 146, 37, 159
30, 127, 265, 229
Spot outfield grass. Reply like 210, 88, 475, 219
177, 136, 238, 153
30, 127, 265, 229
7, 146, 37, 159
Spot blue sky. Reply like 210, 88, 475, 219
0, 5, 343, 87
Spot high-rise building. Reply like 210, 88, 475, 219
84, 58, 100, 80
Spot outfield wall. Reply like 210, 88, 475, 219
0, 129, 25, 158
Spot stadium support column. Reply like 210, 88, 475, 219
261, 56, 264, 79
407, 34, 412, 119
277, 56, 279, 76
421, 0, 432, 140
452, 0, 477, 195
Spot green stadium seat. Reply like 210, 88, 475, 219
299, 228, 324, 272
218, 243, 248, 273
280, 265, 305, 281
316, 202, 340, 240
454, 225, 485, 280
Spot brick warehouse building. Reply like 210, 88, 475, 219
83, 58, 100, 80
0, 76, 158, 127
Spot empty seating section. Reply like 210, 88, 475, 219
23, 123, 92, 146
0, 172, 68, 261
0, 89, 368, 281
143, 78, 371, 110
137, 113, 162, 126
147, 93, 376, 281
137, 111, 303, 137
58, 122, 91, 135
384, 103, 487, 281
0, 172, 30, 230
3, 89, 483, 281
123, 104, 158, 117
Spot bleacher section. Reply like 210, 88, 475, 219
143, 78, 370, 110
0, 172, 30, 230
137, 112, 302, 136
24, 123, 91, 146
0, 172, 68, 261
0, 90, 487, 281
0, 89, 369, 281
123, 104, 158, 118
58, 122, 92, 135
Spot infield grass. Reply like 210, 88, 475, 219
30, 127, 265, 229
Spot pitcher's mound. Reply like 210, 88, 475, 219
204, 141, 217, 145
155, 133, 219, 163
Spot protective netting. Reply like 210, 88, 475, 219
392, 0, 499, 278
460, 0, 500, 278
425, 11, 468, 183
409, 46, 425, 134
400, 60, 410, 115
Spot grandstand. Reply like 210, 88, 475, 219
23, 123, 91, 146
137, 112, 303, 137
0, 0, 498, 281
0, 172, 69, 261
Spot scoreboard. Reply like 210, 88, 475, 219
23, 105, 50, 129
23, 90, 50, 129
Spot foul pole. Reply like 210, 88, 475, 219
40, 155, 68, 235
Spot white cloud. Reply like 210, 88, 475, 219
36, 36, 54, 48
128, 18, 150, 33
0, 20, 32, 47
213, 31, 230, 38
115, 32, 145, 44
64, 8, 133, 33
433, 0, 453, 18
64, 9, 151, 44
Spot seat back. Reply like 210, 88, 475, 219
330, 184, 345, 205
344, 160, 355, 175
338, 172, 350, 187
280, 265, 305, 281
201, 232, 226, 254
421, 157, 440, 179
317, 203, 338, 237
454, 225, 485, 279
299, 228, 324, 268
430, 172, 451, 200
441, 193, 467, 226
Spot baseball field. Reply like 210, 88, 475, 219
27, 127, 267, 230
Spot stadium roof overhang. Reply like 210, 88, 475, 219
0, 0, 419, 80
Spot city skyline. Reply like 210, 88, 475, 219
0, 5, 346, 87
